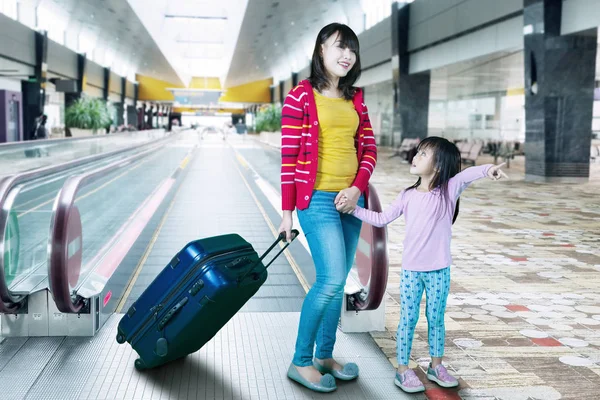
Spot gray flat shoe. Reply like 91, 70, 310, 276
287, 364, 337, 393
314, 360, 359, 381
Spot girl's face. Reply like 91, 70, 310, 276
320, 32, 356, 80
410, 146, 436, 176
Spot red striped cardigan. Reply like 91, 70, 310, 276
281, 79, 377, 211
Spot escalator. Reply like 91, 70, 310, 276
0, 130, 175, 313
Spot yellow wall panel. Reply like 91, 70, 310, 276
219, 78, 273, 103
189, 77, 222, 90
506, 87, 525, 96
137, 74, 273, 104
136, 74, 184, 101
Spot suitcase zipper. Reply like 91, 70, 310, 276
128, 249, 254, 346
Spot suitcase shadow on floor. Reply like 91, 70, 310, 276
139, 355, 238, 397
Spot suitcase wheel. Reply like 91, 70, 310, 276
134, 359, 147, 371
116, 332, 126, 344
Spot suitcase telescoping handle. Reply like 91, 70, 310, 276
238, 229, 299, 283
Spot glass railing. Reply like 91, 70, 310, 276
1, 149, 161, 296
0, 130, 175, 312
0, 130, 169, 177
49, 136, 192, 312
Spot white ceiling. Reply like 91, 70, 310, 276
126, 0, 248, 85
28, 0, 182, 84
12, 0, 596, 101
225, 0, 365, 88
125, 0, 367, 88
8, 0, 397, 89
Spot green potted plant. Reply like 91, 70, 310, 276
255, 104, 281, 133
65, 97, 112, 136
255, 104, 282, 147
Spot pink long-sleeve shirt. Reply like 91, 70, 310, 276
353, 165, 492, 272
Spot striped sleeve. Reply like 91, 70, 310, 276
352, 92, 377, 192
281, 86, 305, 211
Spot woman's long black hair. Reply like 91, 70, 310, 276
309, 23, 361, 101
406, 137, 462, 224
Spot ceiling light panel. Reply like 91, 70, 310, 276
165, 0, 227, 18
178, 42, 225, 58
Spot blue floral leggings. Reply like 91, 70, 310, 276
397, 267, 451, 366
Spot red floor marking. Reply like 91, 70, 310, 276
511, 257, 528, 262
506, 305, 530, 312
95, 178, 175, 278
542, 232, 555, 236
561, 244, 575, 248
539, 213, 550, 216
425, 388, 462, 400
532, 338, 562, 347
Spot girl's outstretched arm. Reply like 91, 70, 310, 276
449, 162, 508, 199
350, 191, 406, 228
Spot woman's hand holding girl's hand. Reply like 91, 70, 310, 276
334, 186, 360, 214
487, 163, 509, 181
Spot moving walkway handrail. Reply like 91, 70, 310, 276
0, 130, 171, 313
48, 134, 179, 313
0, 130, 148, 151
352, 183, 389, 311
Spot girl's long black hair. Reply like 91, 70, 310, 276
406, 137, 462, 224
309, 23, 361, 101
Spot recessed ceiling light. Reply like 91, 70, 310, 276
291, 21, 295, 26
274, 42, 278, 46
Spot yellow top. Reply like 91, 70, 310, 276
313, 90, 359, 192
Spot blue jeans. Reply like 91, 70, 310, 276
292, 190, 364, 367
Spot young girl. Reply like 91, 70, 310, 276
279, 23, 377, 393
337, 136, 507, 393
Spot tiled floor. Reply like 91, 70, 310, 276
369, 149, 600, 399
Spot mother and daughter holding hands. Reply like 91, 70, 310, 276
279, 23, 507, 394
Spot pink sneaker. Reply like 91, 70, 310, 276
394, 369, 425, 393
427, 363, 459, 388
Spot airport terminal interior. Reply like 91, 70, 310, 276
0, 0, 600, 399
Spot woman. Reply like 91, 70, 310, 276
279, 23, 377, 393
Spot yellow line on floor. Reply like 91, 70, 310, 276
179, 155, 190, 170
15, 190, 56, 210
230, 149, 310, 294
115, 151, 194, 313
